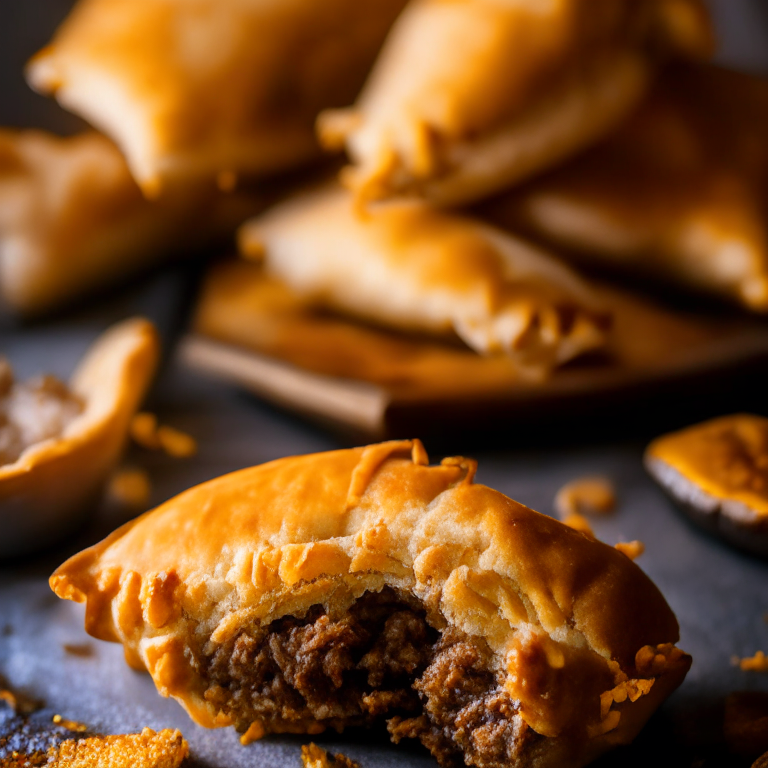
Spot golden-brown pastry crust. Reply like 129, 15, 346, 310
0, 318, 159, 557
239, 186, 610, 377
26, 0, 409, 194
319, 0, 713, 206
51, 440, 689, 766
192, 259, 723, 404
0, 129, 261, 315
645, 414, 768, 556
483, 63, 768, 312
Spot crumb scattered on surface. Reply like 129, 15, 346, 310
156, 426, 197, 458
562, 513, 595, 537
725, 691, 768, 758
130, 413, 196, 458
47, 728, 188, 768
0, 688, 38, 716
733, 652, 768, 672
61, 644, 93, 659
130, 412, 161, 449
51, 717, 86, 734
555, 476, 616, 519
107, 468, 151, 508
615, 540, 645, 560
301, 743, 361, 768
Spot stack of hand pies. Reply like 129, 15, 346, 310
3, 1, 768, 766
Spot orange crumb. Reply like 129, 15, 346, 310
0, 689, 18, 711
615, 541, 645, 560
107, 468, 151, 508
600, 678, 655, 720
130, 413, 197, 459
587, 710, 621, 738
52, 715, 87, 733
62, 643, 93, 658
301, 743, 360, 768
47, 728, 187, 768
130, 412, 161, 450
555, 476, 616, 519
734, 652, 768, 672
157, 426, 197, 458
239, 721, 266, 745
636, 643, 686, 676
563, 513, 595, 537
754, 752, 768, 768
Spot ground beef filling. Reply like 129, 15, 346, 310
0, 358, 83, 465
202, 589, 536, 768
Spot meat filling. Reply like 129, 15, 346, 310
200, 588, 537, 768
0, 358, 83, 465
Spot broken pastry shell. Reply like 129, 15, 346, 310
0, 318, 159, 557
645, 414, 768, 558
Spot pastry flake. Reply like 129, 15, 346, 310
484, 63, 768, 312
645, 414, 768, 557
0, 129, 263, 315
51, 439, 690, 768
27, 0, 409, 194
554, 476, 617, 519
319, 0, 713, 207
0, 318, 159, 557
239, 186, 610, 378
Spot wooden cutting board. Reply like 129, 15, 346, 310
180, 260, 768, 440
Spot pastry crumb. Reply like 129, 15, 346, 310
724, 691, 768, 758
130, 413, 196, 458
47, 727, 188, 768
107, 468, 151, 508
733, 651, 768, 672
51, 716, 87, 733
130, 412, 161, 450
301, 743, 361, 768
615, 540, 645, 560
62, 643, 93, 658
157, 426, 197, 459
562, 513, 595, 537
0, 687, 39, 716
635, 643, 686, 676
555, 476, 616, 519
754, 752, 768, 768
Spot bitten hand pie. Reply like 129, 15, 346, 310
0, 129, 261, 315
318, 0, 713, 207
482, 63, 768, 312
239, 187, 610, 377
51, 440, 690, 768
0, 318, 159, 557
645, 414, 768, 557
26, 0, 409, 195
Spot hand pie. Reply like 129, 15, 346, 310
482, 63, 768, 312
318, 0, 713, 207
26, 0, 410, 195
0, 318, 159, 557
51, 440, 690, 768
0, 129, 262, 315
239, 187, 610, 377
645, 414, 768, 557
